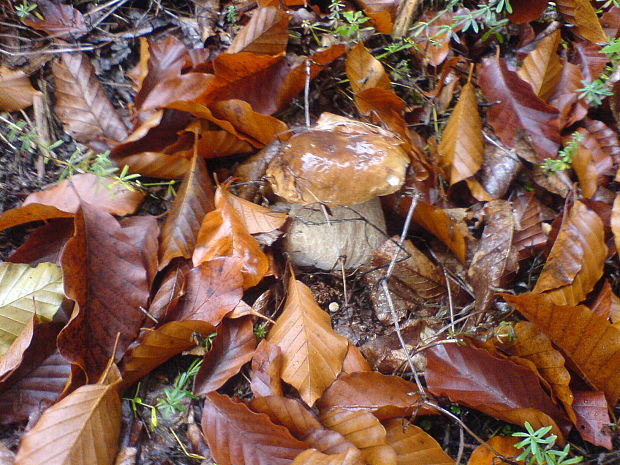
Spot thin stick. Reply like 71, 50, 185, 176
304, 59, 311, 128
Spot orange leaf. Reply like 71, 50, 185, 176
508, 0, 547, 24
226, 7, 290, 55
345, 42, 392, 94
320, 409, 388, 461
57, 203, 150, 383
512, 191, 548, 260
496, 321, 575, 423
250, 395, 323, 438
503, 293, 620, 407
53, 53, 128, 151
467, 436, 524, 465
159, 153, 215, 270
413, 201, 467, 264
532, 201, 607, 305
193, 183, 269, 289
517, 30, 562, 101
438, 81, 484, 186
14, 369, 121, 465
425, 342, 569, 440
0, 67, 41, 111
317, 371, 432, 420
556, 0, 608, 43
267, 277, 348, 406
384, 419, 454, 465
478, 57, 560, 160
120, 320, 215, 389
614, 193, 620, 256
201, 392, 308, 465
291, 448, 364, 465
223, 188, 287, 234
572, 390, 612, 449
194, 317, 257, 395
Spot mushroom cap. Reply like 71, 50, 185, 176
266, 118, 409, 205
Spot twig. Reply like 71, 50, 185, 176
304, 58, 311, 128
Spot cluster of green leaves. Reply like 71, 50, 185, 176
541, 131, 584, 173
14, 0, 42, 19
512, 422, 583, 465
299, 0, 373, 44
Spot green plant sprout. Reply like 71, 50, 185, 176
512, 422, 583, 465
540, 131, 584, 173
253, 323, 267, 339
155, 358, 202, 418
224, 5, 238, 23
576, 79, 614, 106
124, 382, 160, 430
14, 0, 43, 19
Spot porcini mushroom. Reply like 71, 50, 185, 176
266, 113, 410, 270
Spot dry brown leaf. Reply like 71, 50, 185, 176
20, 0, 87, 37
613, 193, 620, 256
320, 409, 387, 458
120, 216, 159, 288
467, 200, 518, 315
384, 419, 454, 465
345, 42, 392, 94
547, 60, 588, 129
572, 390, 612, 449
467, 436, 524, 465
496, 321, 575, 423
342, 342, 372, 374
438, 81, 484, 185
413, 201, 467, 264
508, 0, 547, 24
503, 293, 620, 408
317, 371, 432, 420
478, 56, 560, 160
532, 201, 606, 305
201, 392, 308, 465
251, 339, 284, 397
223, 185, 287, 234
425, 342, 569, 440
226, 7, 290, 55
14, 369, 121, 465
120, 320, 215, 389
53, 53, 128, 151
291, 448, 364, 465
194, 317, 257, 395
517, 30, 562, 101
0, 67, 41, 111
512, 191, 548, 260
159, 153, 215, 270
193, 183, 269, 289
556, 0, 608, 43
267, 277, 348, 406
57, 203, 149, 383
250, 395, 322, 438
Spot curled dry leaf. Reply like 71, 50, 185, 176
438, 81, 484, 186
14, 367, 121, 465
467, 200, 518, 316
573, 41, 607, 83
517, 30, 562, 101
226, 7, 290, 55
384, 419, 454, 465
250, 395, 322, 438
251, 339, 284, 397
301, 430, 361, 458
193, 317, 257, 395
425, 342, 569, 440
532, 201, 606, 305
496, 321, 575, 423
571, 390, 612, 449
478, 56, 560, 160
120, 320, 215, 389
267, 277, 348, 406
158, 153, 215, 270
547, 60, 587, 129
168, 257, 243, 325
502, 293, 620, 408
57, 203, 149, 383
53, 53, 128, 151
0, 262, 64, 355
0, 67, 41, 111
466, 436, 524, 465
317, 371, 432, 420
224, 188, 287, 235
412, 200, 467, 264
556, 0, 608, 43
146, 260, 188, 324
193, 183, 269, 289
613, 193, 620, 256
291, 448, 365, 465
345, 42, 392, 94
201, 392, 308, 465
512, 191, 548, 260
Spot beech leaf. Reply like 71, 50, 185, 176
291, 448, 364, 465
502, 293, 620, 408
251, 340, 284, 397
226, 7, 290, 55
479, 56, 560, 160
267, 277, 348, 406
0, 67, 41, 111
250, 395, 322, 439
556, 0, 608, 43
467, 436, 524, 465
201, 392, 308, 465
572, 390, 612, 449
0, 262, 64, 355
384, 419, 454, 465
517, 30, 562, 101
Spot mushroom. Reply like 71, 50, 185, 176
265, 113, 410, 270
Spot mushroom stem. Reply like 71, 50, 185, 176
283, 198, 388, 270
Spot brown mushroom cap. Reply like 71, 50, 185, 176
266, 122, 409, 205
